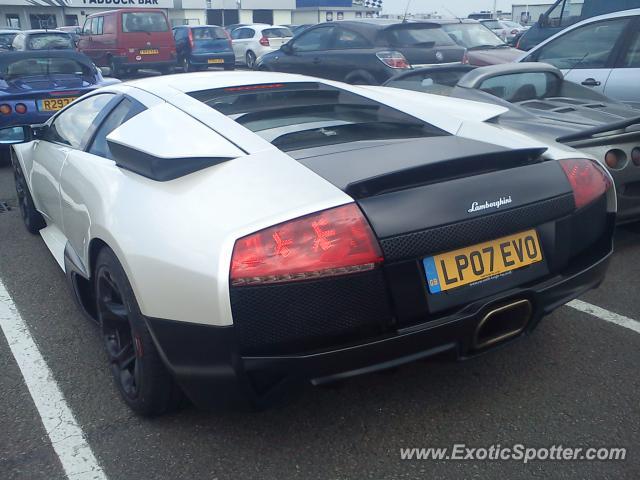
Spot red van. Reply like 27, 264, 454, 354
77, 9, 177, 76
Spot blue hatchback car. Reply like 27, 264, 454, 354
173, 25, 235, 72
0, 50, 119, 159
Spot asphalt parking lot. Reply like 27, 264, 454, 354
0, 155, 639, 480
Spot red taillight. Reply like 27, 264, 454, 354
259, 36, 270, 46
0, 104, 11, 115
188, 28, 194, 49
559, 159, 612, 210
15, 103, 27, 114
462, 51, 470, 64
230, 204, 384, 286
511, 29, 519, 35
376, 51, 410, 69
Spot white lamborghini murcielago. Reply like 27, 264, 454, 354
2, 72, 616, 415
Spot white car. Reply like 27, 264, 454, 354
480, 19, 527, 45
1, 72, 615, 415
231, 24, 293, 69
520, 8, 640, 108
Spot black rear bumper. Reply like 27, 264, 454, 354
144, 234, 612, 410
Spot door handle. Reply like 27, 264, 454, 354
581, 78, 601, 87
312, 57, 321, 64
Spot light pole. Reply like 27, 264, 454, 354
493, 0, 497, 18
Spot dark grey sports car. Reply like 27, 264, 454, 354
384, 63, 640, 223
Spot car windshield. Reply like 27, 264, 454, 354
385, 25, 456, 47
263, 27, 293, 38
27, 33, 74, 50
441, 23, 505, 49
0, 33, 16, 48
0, 57, 92, 80
193, 27, 227, 40
189, 82, 448, 151
122, 12, 169, 33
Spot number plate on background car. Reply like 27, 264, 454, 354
139, 49, 159, 55
37, 97, 77, 112
208, 58, 224, 64
423, 229, 542, 294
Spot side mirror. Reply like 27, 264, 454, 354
99, 66, 112, 77
0, 126, 29, 145
280, 42, 293, 54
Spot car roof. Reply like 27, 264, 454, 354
0, 50, 97, 70
175, 24, 224, 29
87, 8, 165, 16
20, 29, 71, 35
424, 18, 480, 25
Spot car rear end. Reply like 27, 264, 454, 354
115, 9, 176, 71
0, 53, 103, 127
380, 23, 466, 71
187, 26, 235, 69
255, 26, 293, 59
153, 81, 615, 409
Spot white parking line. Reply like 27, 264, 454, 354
568, 299, 640, 335
0, 278, 107, 480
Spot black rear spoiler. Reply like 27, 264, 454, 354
345, 147, 547, 198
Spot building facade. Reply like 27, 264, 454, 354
291, 0, 379, 24
0, 0, 380, 30
0, 0, 208, 29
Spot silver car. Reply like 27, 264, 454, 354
520, 8, 640, 108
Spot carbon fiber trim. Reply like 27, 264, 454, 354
380, 194, 575, 262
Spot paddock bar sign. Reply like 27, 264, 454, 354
6, 0, 175, 7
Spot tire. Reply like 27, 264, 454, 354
182, 57, 192, 73
95, 247, 184, 416
12, 152, 45, 234
246, 51, 256, 69
108, 56, 121, 78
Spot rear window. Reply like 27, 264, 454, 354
27, 33, 74, 50
122, 12, 169, 33
193, 27, 227, 40
1, 57, 91, 79
263, 27, 293, 38
385, 25, 456, 48
0, 33, 16, 48
189, 82, 447, 151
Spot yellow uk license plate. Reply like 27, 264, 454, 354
139, 49, 159, 55
38, 97, 77, 112
423, 229, 543, 293
208, 58, 224, 64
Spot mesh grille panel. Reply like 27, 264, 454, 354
230, 270, 392, 356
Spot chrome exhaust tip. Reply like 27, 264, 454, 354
474, 299, 532, 350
